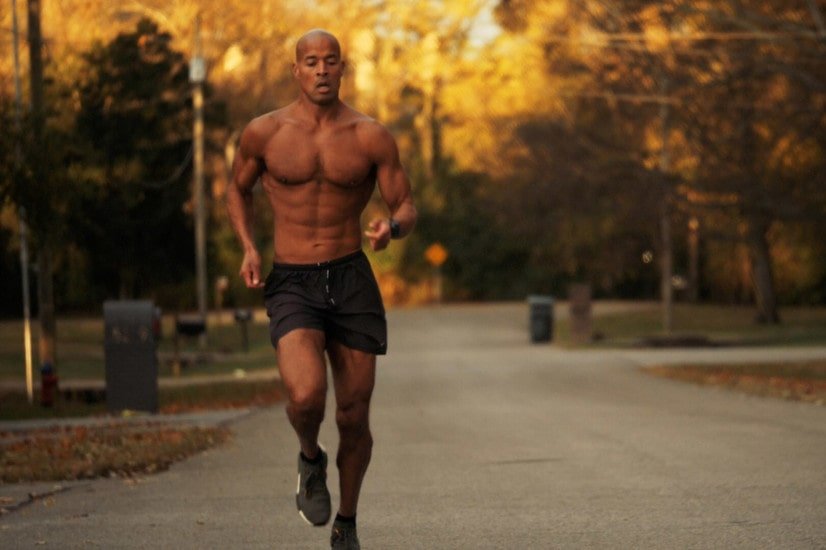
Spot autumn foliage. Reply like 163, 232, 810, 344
1, 0, 824, 320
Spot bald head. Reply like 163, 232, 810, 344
292, 29, 345, 105
295, 29, 341, 61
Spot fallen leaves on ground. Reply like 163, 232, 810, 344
159, 382, 284, 414
0, 423, 230, 483
642, 361, 826, 404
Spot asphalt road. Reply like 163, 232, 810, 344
2, 303, 825, 549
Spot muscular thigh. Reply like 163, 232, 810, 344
326, 340, 376, 408
277, 328, 328, 401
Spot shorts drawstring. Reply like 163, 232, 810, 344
325, 269, 337, 308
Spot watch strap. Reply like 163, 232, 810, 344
389, 218, 401, 239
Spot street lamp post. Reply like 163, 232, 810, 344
12, 0, 34, 403
189, 14, 207, 349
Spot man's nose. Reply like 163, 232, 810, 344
316, 63, 328, 75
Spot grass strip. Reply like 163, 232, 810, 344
0, 380, 284, 421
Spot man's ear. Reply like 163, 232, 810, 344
291, 62, 298, 78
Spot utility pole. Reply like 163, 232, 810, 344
12, 0, 33, 403
27, 0, 57, 373
189, 13, 208, 349
659, 71, 674, 334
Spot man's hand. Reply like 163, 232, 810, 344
364, 218, 391, 251
239, 249, 265, 288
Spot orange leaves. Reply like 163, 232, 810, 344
642, 361, 826, 405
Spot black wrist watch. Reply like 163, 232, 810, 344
389, 218, 401, 239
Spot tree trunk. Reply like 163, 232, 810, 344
746, 223, 780, 324
29, 0, 58, 369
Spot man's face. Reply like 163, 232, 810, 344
293, 35, 344, 105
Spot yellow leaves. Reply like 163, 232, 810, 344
575, 24, 609, 54
639, 5, 670, 52
530, 0, 569, 30
221, 44, 244, 73
769, 134, 821, 173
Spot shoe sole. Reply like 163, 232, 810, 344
296, 478, 329, 526
296, 445, 330, 527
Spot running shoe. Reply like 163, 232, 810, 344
296, 448, 331, 526
330, 520, 360, 550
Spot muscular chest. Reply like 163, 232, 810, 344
263, 127, 373, 187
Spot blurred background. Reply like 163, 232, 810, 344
1, 1, 825, 365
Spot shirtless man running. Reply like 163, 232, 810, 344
226, 29, 416, 549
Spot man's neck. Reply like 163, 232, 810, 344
297, 96, 343, 124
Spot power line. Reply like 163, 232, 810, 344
138, 146, 193, 188
558, 89, 824, 112
545, 29, 823, 46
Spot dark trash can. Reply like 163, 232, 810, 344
528, 295, 554, 343
104, 300, 159, 413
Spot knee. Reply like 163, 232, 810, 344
289, 387, 325, 419
336, 402, 370, 440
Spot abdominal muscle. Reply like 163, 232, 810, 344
264, 175, 373, 264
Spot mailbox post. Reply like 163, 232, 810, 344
103, 301, 159, 413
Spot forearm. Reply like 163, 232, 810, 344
389, 199, 417, 239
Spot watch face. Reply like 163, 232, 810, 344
390, 219, 401, 238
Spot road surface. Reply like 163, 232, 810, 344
2, 303, 825, 548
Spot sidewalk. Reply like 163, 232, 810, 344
0, 408, 255, 521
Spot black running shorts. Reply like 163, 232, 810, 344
263, 250, 387, 355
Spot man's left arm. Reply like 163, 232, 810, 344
363, 123, 417, 251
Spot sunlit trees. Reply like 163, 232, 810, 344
491, 0, 826, 319
1, 0, 824, 315
674, 1, 826, 321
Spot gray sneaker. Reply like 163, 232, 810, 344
296, 449, 331, 526
330, 520, 360, 550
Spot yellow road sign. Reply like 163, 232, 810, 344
425, 243, 448, 267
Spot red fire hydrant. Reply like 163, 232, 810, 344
40, 363, 59, 407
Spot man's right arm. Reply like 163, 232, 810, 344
226, 122, 266, 288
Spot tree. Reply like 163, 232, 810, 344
491, 0, 826, 317
71, 19, 198, 301
675, 1, 826, 322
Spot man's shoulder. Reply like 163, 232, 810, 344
346, 111, 396, 161
241, 105, 298, 153
247, 105, 294, 134
348, 110, 392, 143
